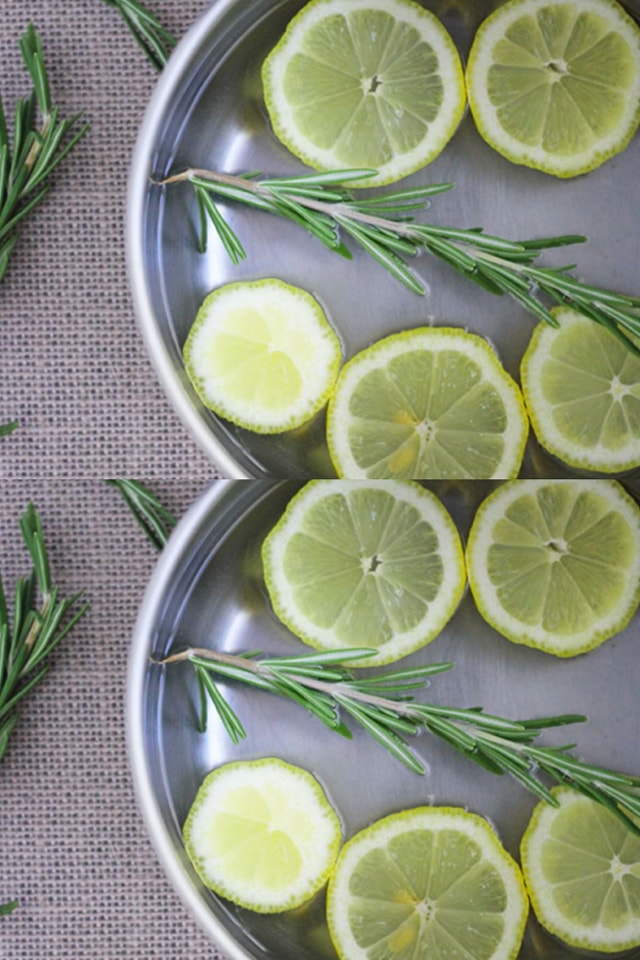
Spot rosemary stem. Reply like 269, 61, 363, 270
22, 115, 50, 179
158, 168, 444, 238
21, 595, 50, 656
156, 166, 640, 352
157, 645, 640, 833
159, 646, 431, 712
158, 647, 571, 744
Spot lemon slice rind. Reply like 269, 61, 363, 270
262, 0, 467, 187
466, 0, 640, 178
183, 758, 342, 913
327, 327, 529, 479
327, 806, 529, 960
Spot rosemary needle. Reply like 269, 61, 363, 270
158, 167, 640, 355
105, 479, 177, 550
0, 504, 88, 763
0, 421, 18, 438
101, 0, 176, 71
0, 24, 88, 284
159, 645, 640, 836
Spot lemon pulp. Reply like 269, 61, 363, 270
466, 479, 640, 656
466, 0, 640, 177
183, 758, 342, 913
262, 0, 466, 186
521, 306, 640, 473
521, 786, 640, 952
327, 327, 528, 479
327, 806, 528, 960
183, 278, 341, 433
262, 479, 466, 666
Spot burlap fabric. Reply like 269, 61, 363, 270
0, 0, 222, 480
1, 479, 231, 958
1, 0, 233, 954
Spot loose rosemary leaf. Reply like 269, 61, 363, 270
106, 479, 177, 550
100, 0, 177, 71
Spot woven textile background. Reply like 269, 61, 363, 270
1, 479, 230, 959
1, 0, 230, 955
0, 0, 222, 479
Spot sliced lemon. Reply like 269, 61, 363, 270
326, 327, 528, 479
327, 806, 529, 960
466, 479, 640, 656
466, 0, 640, 177
521, 306, 640, 474
262, 479, 466, 666
262, 0, 466, 187
183, 758, 342, 913
183, 278, 341, 433
521, 786, 640, 953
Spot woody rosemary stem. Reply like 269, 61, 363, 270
157, 645, 640, 835
156, 166, 640, 354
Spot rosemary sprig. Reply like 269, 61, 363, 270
106, 479, 177, 550
0, 421, 18, 437
101, 0, 176, 71
160, 645, 640, 835
0, 504, 88, 763
0, 24, 88, 283
159, 167, 640, 354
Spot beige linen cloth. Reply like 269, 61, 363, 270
0, 0, 234, 955
0, 0, 223, 480
1, 479, 231, 959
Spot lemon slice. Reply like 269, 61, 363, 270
466, 479, 640, 657
466, 0, 640, 177
183, 758, 342, 913
521, 786, 640, 953
183, 278, 341, 433
327, 806, 529, 960
327, 327, 528, 479
262, 0, 466, 187
262, 479, 466, 666
521, 306, 640, 474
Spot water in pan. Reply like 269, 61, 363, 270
138, 0, 640, 478
135, 480, 640, 959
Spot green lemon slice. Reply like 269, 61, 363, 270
521, 786, 640, 953
262, 479, 466, 666
183, 758, 342, 913
466, 479, 640, 656
521, 306, 640, 473
262, 0, 466, 187
327, 327, 528, 479
327, 806, 528, 960
466, 0, 640, 177
183, 278, 341, 434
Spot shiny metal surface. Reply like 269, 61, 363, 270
127, 0, 640, 479
127, 480, 640, 960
